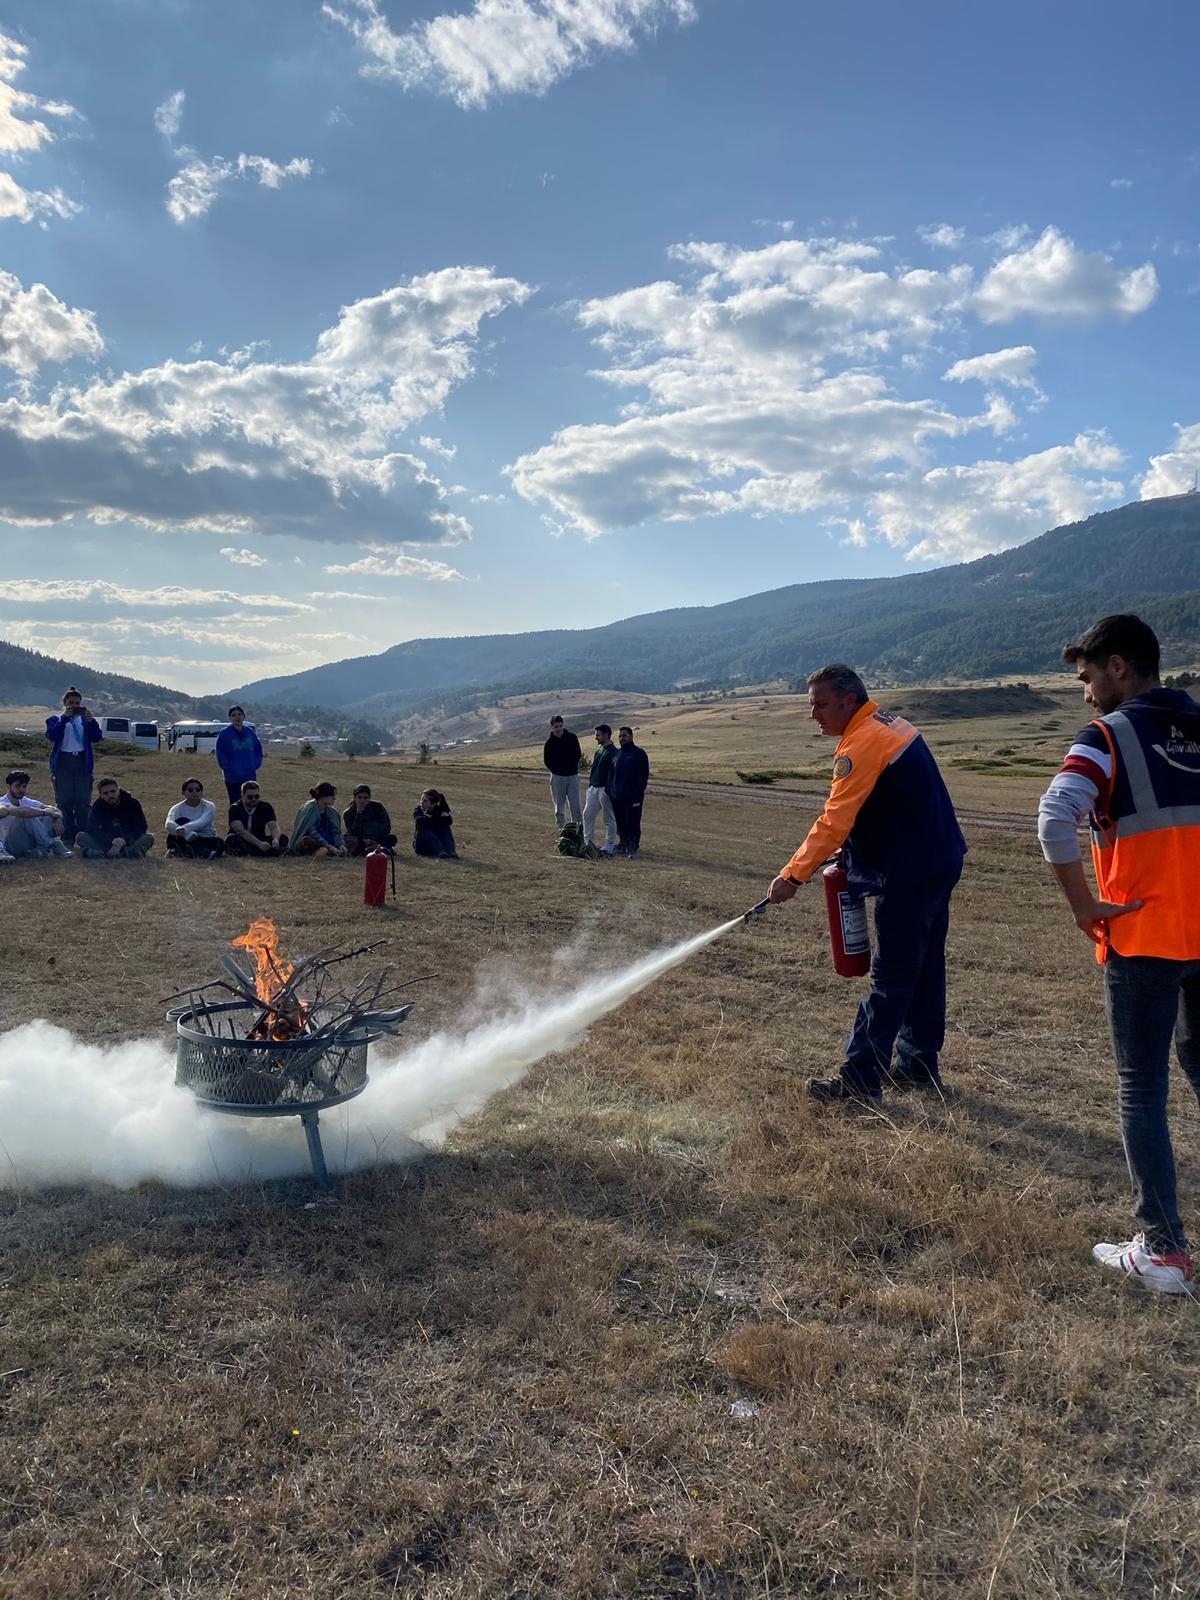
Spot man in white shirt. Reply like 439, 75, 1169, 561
0, 770, 72, 861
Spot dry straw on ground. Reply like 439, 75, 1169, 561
1, 735, 1198, 1598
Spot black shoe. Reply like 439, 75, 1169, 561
887, 1067, 945, 1093
806, 1076, 882, 1109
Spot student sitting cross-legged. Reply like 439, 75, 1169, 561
165, 777, 224, 859
77, 777, 154, 858
225, 779, 287, 856
343, 784, 397, 856
287, 782, 348, 857
412, 788, 458, 859
0, 769, 72, 861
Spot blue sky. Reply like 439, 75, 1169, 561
0, 0, 1198, 692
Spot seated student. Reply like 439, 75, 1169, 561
287, 782, 348, 857
225, 780, 287, 856
77, 777, 154, 859
343, 784, 397, 855
412, 788, 458, 858
165, 777, 224, 858
0, 769, 72, 861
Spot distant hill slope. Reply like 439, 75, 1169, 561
0, 640, 350, 736
232, 497, 1200, 724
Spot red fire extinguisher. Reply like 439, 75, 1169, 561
823, 860, 870, 978
363, 845, 393, 907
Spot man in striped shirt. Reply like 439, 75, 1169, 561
1038, 613, 1200, 1296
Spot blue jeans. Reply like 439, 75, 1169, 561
1104, 951, 1200, 1252
842, 865, 961, 1097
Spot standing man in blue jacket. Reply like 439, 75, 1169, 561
610, 725, 650, 859
215, 706, 263, 808
44, 686, 103, 846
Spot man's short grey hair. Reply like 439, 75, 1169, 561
806, 664, 869, 705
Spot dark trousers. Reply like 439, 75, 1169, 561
166, 833, 224, 859
842, 865, 961, 1097
223, 778, 246, 808
1104, 951, 1200, 1252
613, 796, 644, 852
347, 834, 397, 855
413, 822, 456, 857
224, 833, 288, 855
52, 753, 92, 844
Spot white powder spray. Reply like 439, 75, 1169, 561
0, 916, 744, 1191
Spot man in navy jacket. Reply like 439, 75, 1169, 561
215, 706, 263, 808
610, 725, 650, 858
44, 686, 103, 846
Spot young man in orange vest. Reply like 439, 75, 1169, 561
1039, 613, 1200, 1295
767, 664, 966, 1107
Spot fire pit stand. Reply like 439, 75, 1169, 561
172, 999, 409, 1188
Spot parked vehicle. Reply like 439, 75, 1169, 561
167, 720, 225, 754
100, 716, 160, 750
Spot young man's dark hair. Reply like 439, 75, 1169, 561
353, 784, 371, 798
806, 663, 870, 706
1061, 613, 1161, 679
227, 704, 245, 718
550, 715, 563, 726
5, 770, 29, 787
618, 724, 633, 737
594, 723, 611, 738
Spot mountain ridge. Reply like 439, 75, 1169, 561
233, 496, 1200, 723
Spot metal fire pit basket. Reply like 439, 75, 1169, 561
173, 1000, 391, 1188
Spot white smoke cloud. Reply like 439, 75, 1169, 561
0, 920, 737, 1190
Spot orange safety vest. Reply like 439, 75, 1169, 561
1090, 709, 1200, 961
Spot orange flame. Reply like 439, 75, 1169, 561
231, 919, 306, 1040
232, 918, 293, 1005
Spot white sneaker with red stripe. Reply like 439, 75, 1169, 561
1092, 1233, 1195, 1296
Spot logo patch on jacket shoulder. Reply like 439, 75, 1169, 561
833, 755, 853, 779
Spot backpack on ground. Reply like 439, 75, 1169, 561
555, 822, 590, 858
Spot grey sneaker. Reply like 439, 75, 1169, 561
48, 839, 73, 858
0, 846, 14, 864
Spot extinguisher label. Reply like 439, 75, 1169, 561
839, 892, 870, 955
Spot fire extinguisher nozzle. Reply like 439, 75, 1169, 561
743, 897, 771, 923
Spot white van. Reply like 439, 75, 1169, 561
101, 716, 160, 751
167, 720, 225, 754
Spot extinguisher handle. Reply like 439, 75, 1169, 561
743, 897, 771, 923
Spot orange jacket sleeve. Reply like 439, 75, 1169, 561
780, 731, 892, 884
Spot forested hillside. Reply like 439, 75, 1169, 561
232, 496, 1200, 726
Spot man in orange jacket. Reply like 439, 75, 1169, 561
767, 664, 966, 1107
1038, 613, 1200, 1296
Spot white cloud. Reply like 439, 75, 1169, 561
1139, 422, 1200, 499
871, 432, 1126, 563
509, 235, 997, 538
919, 223, 965, 250
219, 546, 268, 567
0, 31, 76, 156
308, 589, 389, 601
943, 346, 1043, 408
1110, 177, 1134, 190
167, 153, 313, 223
0, 580, 310, 615
0, 270, 102, 375
0, 172, 81, 226
418, 433, 456, 459
323, 552, 465, 579
509, 230, 1148, 559
154, 89, 185, 140
324, 0, 696, 109
975, 226, 1157, 322
0, 265, 531, 545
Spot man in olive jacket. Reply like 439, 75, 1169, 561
582, 724, 618, 855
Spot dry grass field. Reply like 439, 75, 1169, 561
2, 725, 1200, 1599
